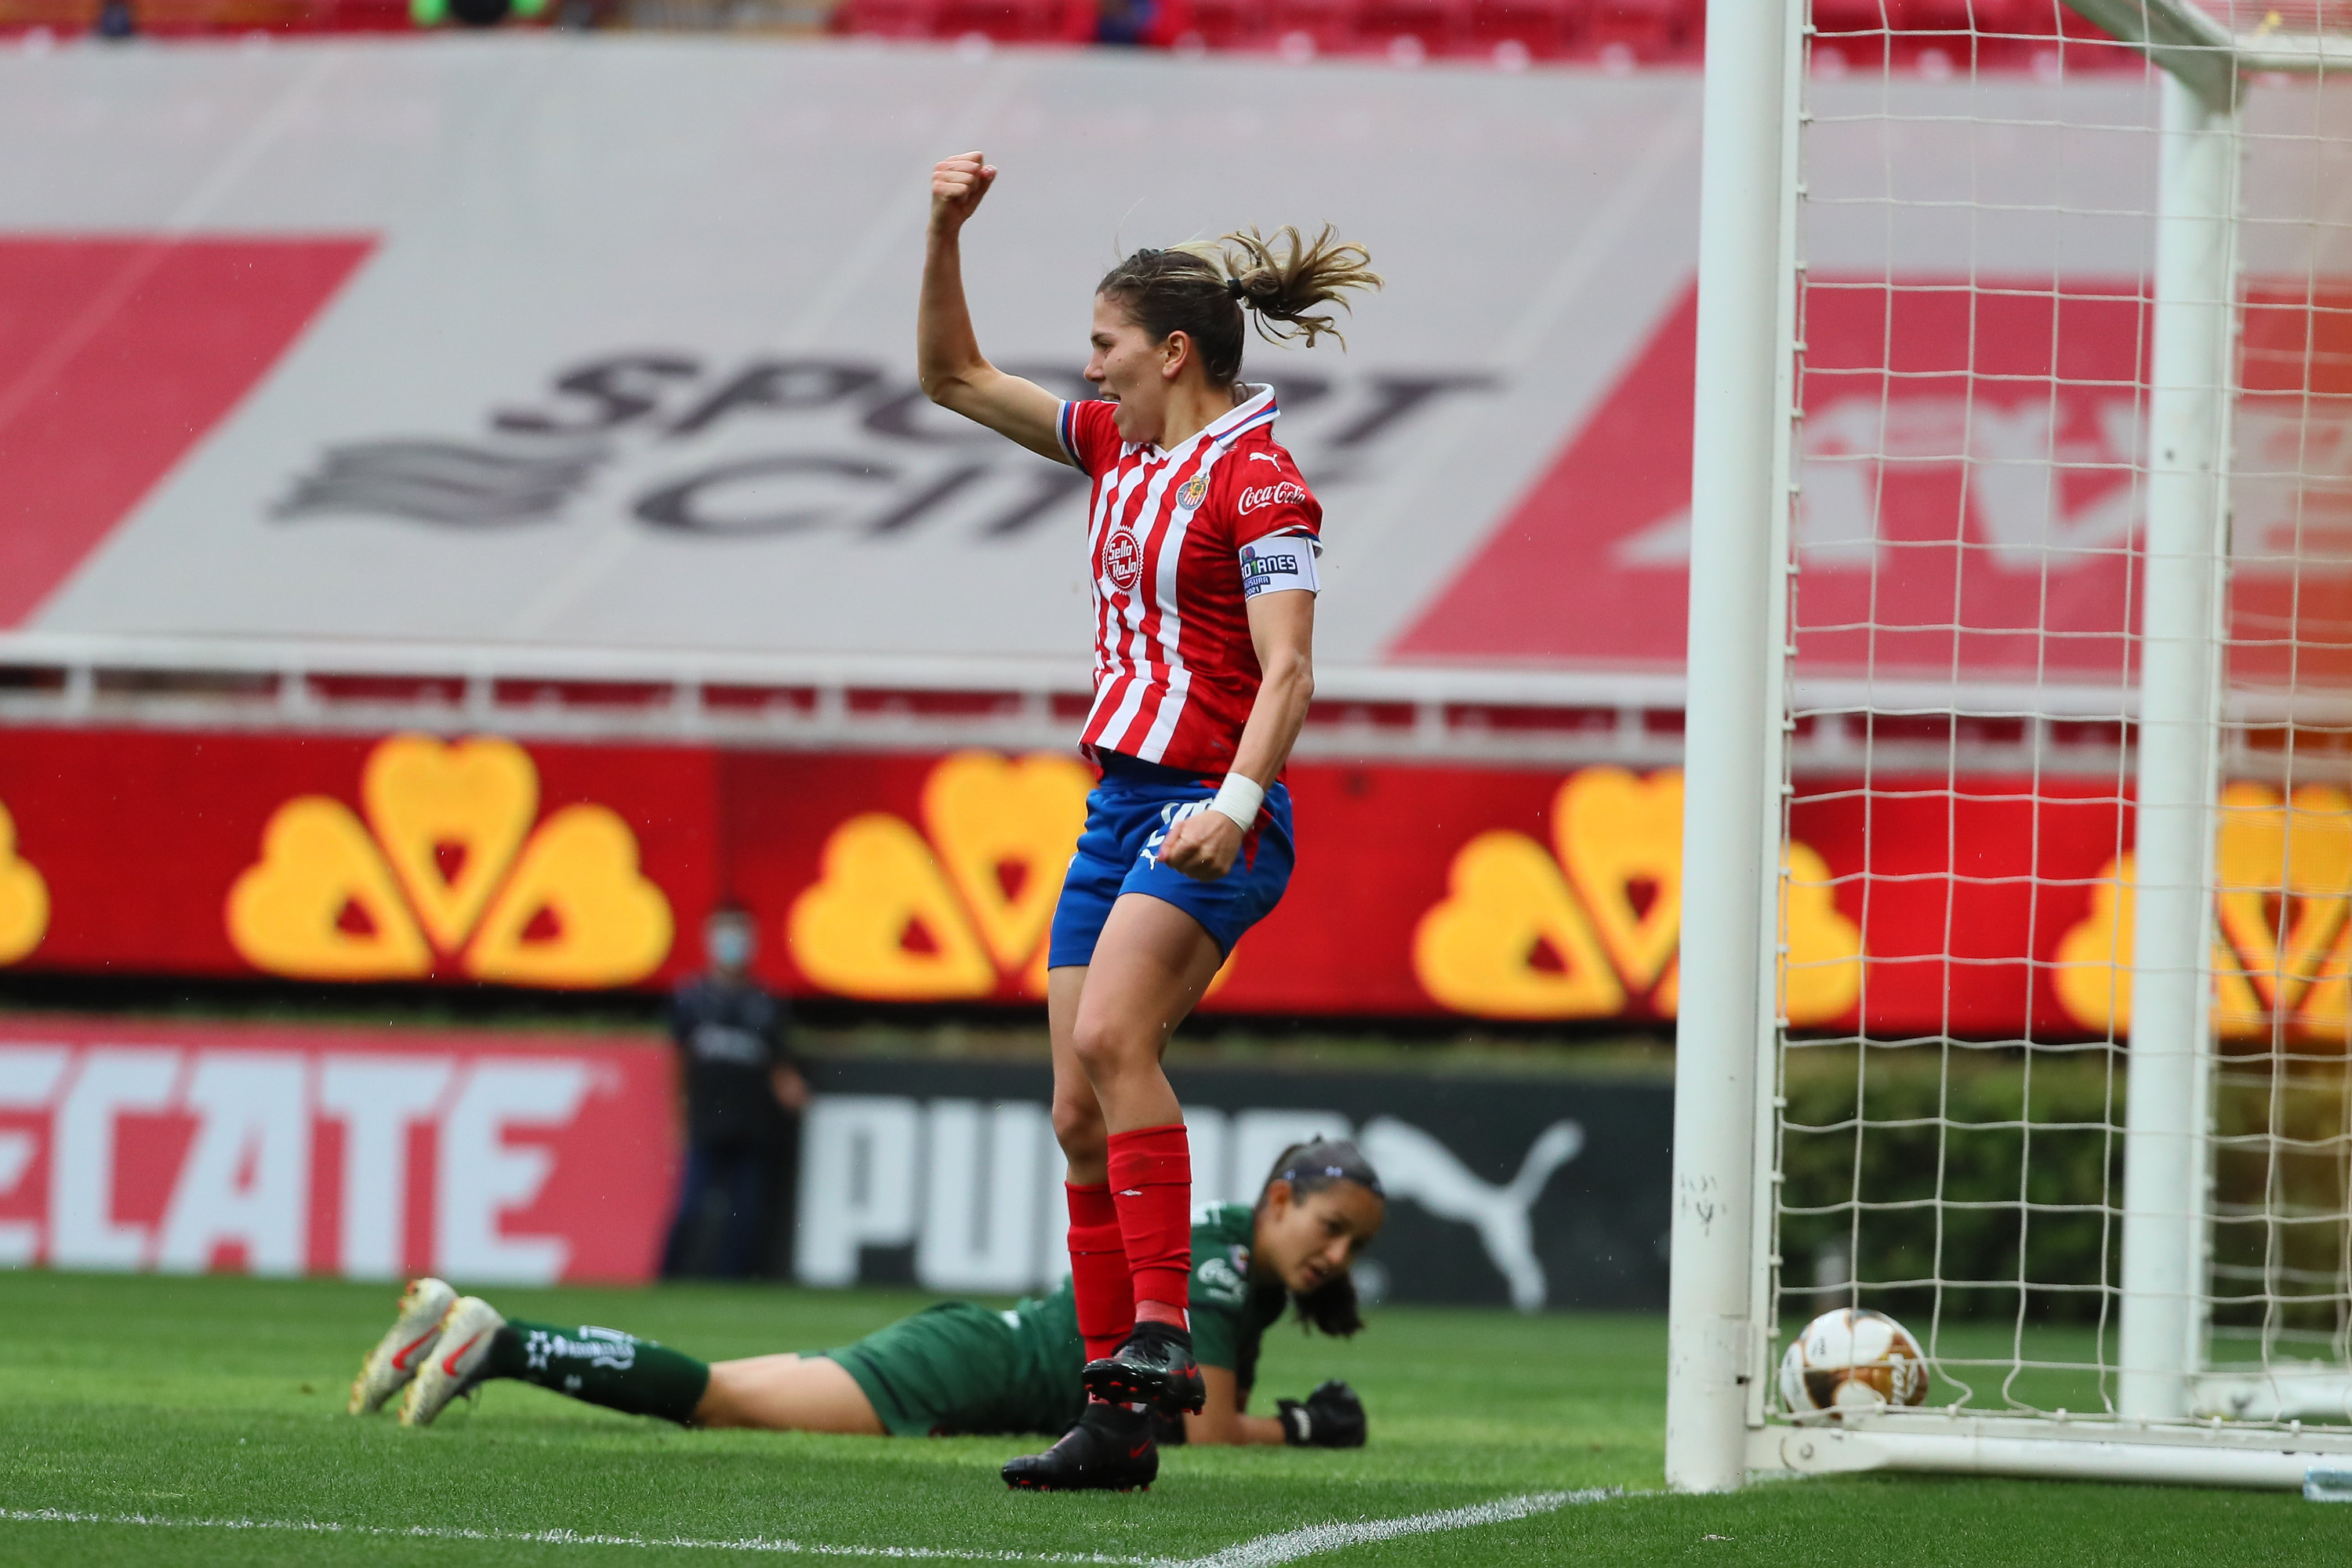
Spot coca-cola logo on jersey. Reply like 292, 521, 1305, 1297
1102, 526, 1143, 592
1239, 481, 1310, 517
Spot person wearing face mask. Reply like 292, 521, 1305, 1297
659, 906, 808, 1280
358, 1138, 1384, 1479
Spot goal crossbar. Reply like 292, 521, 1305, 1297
2066, 0, 2352, 108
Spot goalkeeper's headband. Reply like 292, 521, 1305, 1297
1277, 1139, 1385, 1200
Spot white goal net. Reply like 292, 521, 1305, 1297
1670, 0, 2352, 1491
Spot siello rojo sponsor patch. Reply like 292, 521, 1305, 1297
1102, 526, 1143, 593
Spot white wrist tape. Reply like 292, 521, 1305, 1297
1207, 773, 1265, 833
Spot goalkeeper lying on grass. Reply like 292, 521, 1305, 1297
350, 1138, 1383, 1483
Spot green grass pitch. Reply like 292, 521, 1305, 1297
0, 1271, 2339, 1565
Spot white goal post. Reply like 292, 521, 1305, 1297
1669, 0, 2352, 1492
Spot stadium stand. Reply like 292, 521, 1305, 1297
0, 0, 2146, 64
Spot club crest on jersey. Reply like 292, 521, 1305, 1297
1102, 525, 1143, 592
1176, 473, 1209, 512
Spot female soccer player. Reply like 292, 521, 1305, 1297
916, 151, 1379, 1490
351, 1140, 1386, 1490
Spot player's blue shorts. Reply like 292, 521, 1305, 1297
1047, 750, 1296, 967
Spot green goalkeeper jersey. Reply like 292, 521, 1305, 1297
828, 1202, 1293, 1436
1011, 1202, 1288, 1394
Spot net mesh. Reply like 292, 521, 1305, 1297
1770, 5, 2352, 1425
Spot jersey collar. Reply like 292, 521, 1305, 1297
1203, 383, 1279, 449
1145, 383, 1279, 463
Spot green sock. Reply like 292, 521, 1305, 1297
485, 1320, 711, 1425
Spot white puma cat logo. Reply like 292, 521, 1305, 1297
1247, 451, 1283, 466
1359, 1117, 1585, 1311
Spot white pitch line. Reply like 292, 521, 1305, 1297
1171, 1490, 1606, 1568
0, 1489, 1610, 1564
0, 1511, 1155, 1563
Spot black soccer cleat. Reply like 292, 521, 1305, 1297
1002, 1400, 1159, 1492
1080, 1322, 1204, 1417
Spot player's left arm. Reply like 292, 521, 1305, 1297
1181, 1365, 1288, 1446
1156, 586, 1314, 883
1180, 1368, 1367, 1447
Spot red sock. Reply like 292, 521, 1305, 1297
1107, 1124, 1192, 1328
1065, 1182, 1134, 1363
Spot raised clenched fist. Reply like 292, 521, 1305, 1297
930, 151, 996, 234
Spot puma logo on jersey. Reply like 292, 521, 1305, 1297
1247, 452, 1283, 466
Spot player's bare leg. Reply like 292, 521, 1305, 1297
1069, 897, 1218, 1410
1066, 893, 1221, 1144
1008, 898, 1221, 1490
1047, 964, 1109, 1186
695, 1354, 887, 1433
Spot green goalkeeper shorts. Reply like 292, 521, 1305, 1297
819, 1301, 1082, 1438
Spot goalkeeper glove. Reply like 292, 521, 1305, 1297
1276, 1380, 1366, 1448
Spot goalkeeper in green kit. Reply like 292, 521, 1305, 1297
350, 1140, 1383, 1475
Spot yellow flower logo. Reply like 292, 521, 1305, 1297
226, 734, 673, 988
2056, 782, 2352, 1038
0, 799, 49, 965
789, 751, 1094, 1001
1411, 767, 1861, 1023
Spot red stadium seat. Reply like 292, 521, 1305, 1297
1146, 0, 1267, 45
1460, 0, 1581, 58
320, 0, 408, 27
834, 0, 942, 34
1356, 0, 1466, 53
932, 0, 1091, 39
1263, 0, 1365, 53
1585, 0, 1697, 60
1807, 0, 1889, 42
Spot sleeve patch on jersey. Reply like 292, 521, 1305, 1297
1239, 534, 1320, 598
1196, 1254, 1250, 1308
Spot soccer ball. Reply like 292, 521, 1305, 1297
1778, 1307, 1928, 1418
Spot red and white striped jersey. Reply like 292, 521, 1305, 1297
1055, 384, 1323, 775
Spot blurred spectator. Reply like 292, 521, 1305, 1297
1097, 0, 1155, 44
661, 906, 808, 1280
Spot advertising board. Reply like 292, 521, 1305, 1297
16, 726, 2350, 1042
0, 1017, 673, 1283
4, 44, 2273, 720
0, 725, 2212, 1038
0, 1017, 1668, 1308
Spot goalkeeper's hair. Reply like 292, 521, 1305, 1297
1255, 1138, 1385, 1339
1095, 227, 1381, 388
